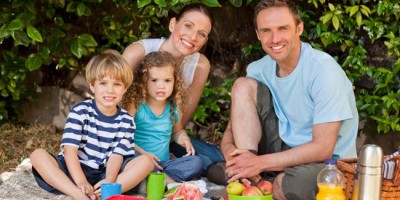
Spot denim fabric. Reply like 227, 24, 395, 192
32, 153, 134, 193
159, 155, 203, 182
170, 135, 225, 173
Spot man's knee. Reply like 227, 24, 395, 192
279, 164, 324, 200
273, 173, 286, 200
231, 77, 258, 100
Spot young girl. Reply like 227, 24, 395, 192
30, 50, 154, 200
122, 51, 202, 183
122, 4, 224, 175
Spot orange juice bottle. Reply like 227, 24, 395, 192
316, 159, 346, 200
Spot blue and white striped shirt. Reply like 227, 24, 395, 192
59, 99, 135, 169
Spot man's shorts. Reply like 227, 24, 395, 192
256, 81, 325, 200
32, 153, 134, 193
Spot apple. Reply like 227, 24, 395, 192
226, 182, 245, 195
257, 180, 273, 195
242, 186, 263, 196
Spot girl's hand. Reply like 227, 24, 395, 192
144, 151, 163, 170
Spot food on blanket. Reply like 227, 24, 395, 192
166, 182, 203, 200
242, 185, 263, 196
226, 181, 245, 195
164, 185, 180, 198
257, 180, 273, 195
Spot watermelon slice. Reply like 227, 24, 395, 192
167, 182, 203, 200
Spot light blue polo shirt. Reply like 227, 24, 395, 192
247, 42, 358, 158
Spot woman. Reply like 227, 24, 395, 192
122, 4, 224, 177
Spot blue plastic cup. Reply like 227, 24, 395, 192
101, 183, 122, 200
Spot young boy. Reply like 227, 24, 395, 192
30, 50, 154, 200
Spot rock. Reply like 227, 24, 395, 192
18, 86, 85, 129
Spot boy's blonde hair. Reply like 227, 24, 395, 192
85, 49, 133, 88
122, 51, 186, 123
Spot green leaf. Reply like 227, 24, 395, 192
137, 0, 151, 8
320, 13, 333, 24
12, 30, 30, 46
78, 34, 97, 47
328, 3, 335, 11
25, 54, 43, 71
77, 2, 86, 17
71, 40, 83, 58
54, 16, 64, 26
377, 2, 383, 16
229, 0, 243, 7
349, 6, 358, 17
360, 6, 370, 17
27, 26, 43, 42
201, 0, 221, 7
7, 19, 24, 31
1, 89, 9, 97
154, 0, 167, 7
356, 12, 362, 27
0, 25, 9, 38
332, 15, 339, 30
51, 29, 66, 38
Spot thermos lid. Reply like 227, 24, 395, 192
358, 144, 383, 168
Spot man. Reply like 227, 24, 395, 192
220, 0, 358, 199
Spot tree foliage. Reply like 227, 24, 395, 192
1, 0, 399, 135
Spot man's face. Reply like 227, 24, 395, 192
255, 7, 303, 65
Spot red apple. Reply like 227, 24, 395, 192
242, 186, 263, 196
257, 180, 273, 195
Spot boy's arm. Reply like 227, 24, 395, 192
63, 145, 94, 194
172, 121, 195, 156
105, 154, 124, 182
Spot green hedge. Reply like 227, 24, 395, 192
1, 0, 399, 136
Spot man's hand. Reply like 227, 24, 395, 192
225, 149, 262, 182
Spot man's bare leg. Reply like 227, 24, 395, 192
230, 77, 262, 151
272, 173, 287, 200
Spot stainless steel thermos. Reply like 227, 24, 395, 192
352, 144, 383, 200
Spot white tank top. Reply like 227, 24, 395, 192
136, 38, 200, 88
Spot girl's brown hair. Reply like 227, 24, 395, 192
122, 51, 186, 123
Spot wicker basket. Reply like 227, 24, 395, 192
337, 156, 400, 200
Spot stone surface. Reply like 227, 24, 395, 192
18, 86, 85, 129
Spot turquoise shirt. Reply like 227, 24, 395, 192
246, 42, 358, 158
134, 103, 178, 161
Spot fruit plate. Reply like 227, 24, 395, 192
228, 194, 273, 200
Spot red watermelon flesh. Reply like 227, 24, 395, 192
167, 182, 203, 200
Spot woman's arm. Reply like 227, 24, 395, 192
172, 121, 195, 156
181, 54, 210, 126
122, 42, 146, 71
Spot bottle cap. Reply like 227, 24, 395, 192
358, 144, 383, 168
324, 158, 337, 165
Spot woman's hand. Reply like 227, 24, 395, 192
177, 134, 195, 156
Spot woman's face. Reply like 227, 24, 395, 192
169, 11, 212, 56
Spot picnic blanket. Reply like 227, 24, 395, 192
0, 159, 226, 200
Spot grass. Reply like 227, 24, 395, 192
0, 123, 61, 173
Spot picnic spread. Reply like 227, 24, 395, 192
0, 159, 226, 200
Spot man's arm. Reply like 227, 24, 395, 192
225, 121, 340, 182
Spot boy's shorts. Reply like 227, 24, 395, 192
257, 81, 324, 200
32, 153, 134, 193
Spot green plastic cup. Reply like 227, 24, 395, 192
146, 172, 167, 200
